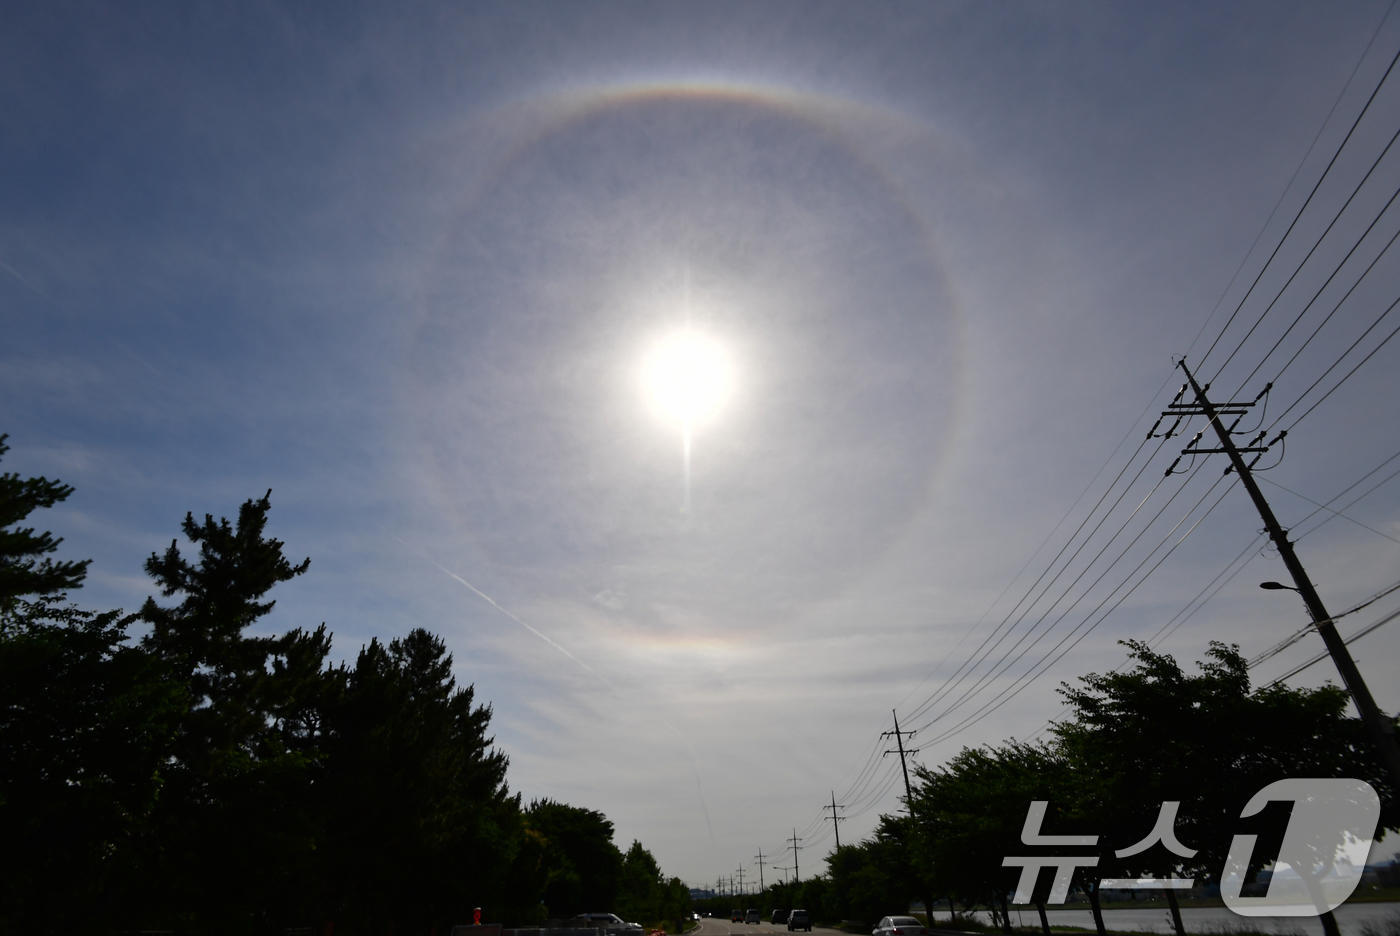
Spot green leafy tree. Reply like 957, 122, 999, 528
616, 840, 692, 927
1055, 640, 1399, 875
825, 814, 922, 925
1054, 640, 1400, 936
908, 740, 1083, 931
527, 799, 625, 918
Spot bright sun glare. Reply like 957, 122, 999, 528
644, 332, 732, 428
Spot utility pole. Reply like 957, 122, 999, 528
788, 828, 803, 883
1173, 360, 1400, 788
824, 791, 846, 850
882, 709, 919, 808
736, 866, 746, 896
754, 848, 767, 892
884, 709, 938, 933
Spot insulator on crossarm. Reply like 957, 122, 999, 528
1146, 417, 1163, 439
1165, 456, 1182, 476
1254, 382, 1273, 402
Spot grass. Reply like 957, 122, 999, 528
1360, 914, 1400, 936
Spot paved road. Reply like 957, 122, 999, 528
692, 917, 845, 936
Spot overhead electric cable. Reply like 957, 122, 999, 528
1258, 475, 1400, 544
1210, 124, 1400, 384
1250, 577, 1400, 666
905, 433, 1172, 724
915, 453, 1227, 731
1266, 605, 1400, 686
895, 371, 1184, 713
1277, 312, 1400, 430
1185, 0, 1398, 362
924, 467, 1243, 744
914, 461, 1232, 735
1230, 184, 1400, 397
919, 473, 1240, 747
1197, 36, 1400, 373
1027, 445, 1400, 740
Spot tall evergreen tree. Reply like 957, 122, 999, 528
318, 629, 519, 931
133, 492, 328, 931
0, 435, 89, 615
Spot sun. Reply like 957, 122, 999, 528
643, 331, 732, 428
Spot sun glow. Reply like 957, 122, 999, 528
643, 332, 732, 428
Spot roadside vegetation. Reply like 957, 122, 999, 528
0, 435, 689, 934
697, 599, 1398, 935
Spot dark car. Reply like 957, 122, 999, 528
787, 910, 811, 932
732, 910, 744, 923
873, 917, 928, 936
772, 911, 790, 925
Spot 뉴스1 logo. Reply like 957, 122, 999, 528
1001, 778, 1381, 917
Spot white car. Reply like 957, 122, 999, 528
873, 917, 928, 936
571, 913, 645, 934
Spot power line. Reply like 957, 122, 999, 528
1209, 124, 1400, 384
1279, 310, 1400, 430
1266, 604, 1400, 685
1231, 183, 1400, 398
1185, 0, 1399, 364
912, 448, 1229, 737
904, 433, 1172, 726
917, 468, 1240, 747
1197, 32, 1400, 374
1258, 474, 1400, 544
1249, 577, 1400, 667
1027, 444, 1400, 741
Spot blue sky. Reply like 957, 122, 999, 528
4, 1, 1400, 885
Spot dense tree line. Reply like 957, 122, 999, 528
706, 638, 1398, 934
0, 436, 687, 934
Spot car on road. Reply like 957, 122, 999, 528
787, 910, 811, 932
872, 916, 928, 936
568, 913, 644, 934
771, 910, 789, 925
731, 910, 743, 923
746, 910, 760, 924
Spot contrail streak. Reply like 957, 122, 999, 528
388, 529, 712, 837
388, 531, 613, 689
0, 258, 58, 305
